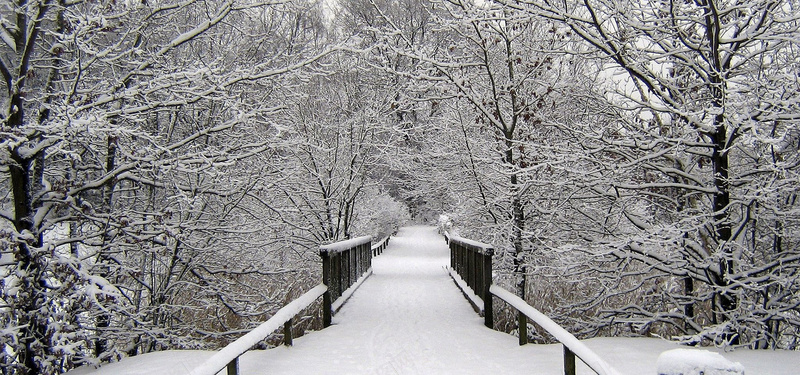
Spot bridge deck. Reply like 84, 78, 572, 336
237, 225, 549, 374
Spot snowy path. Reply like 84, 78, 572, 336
236, 225, 548, 374
69, 226, 800, 375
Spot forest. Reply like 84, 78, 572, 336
1, 0, 798, 373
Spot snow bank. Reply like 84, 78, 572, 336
657, 348, 745, 375
489, 285, 621, 375
187, 284, 327, 375
320, 236, 372, 254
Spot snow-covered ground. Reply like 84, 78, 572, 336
69, 226, 800, 375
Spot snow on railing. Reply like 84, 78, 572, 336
319, 235, 372, 253
371, 236, 390, 256
445, 232, 621, 375
188, 284, 327, 375
190, 233, 392, 375
490, 285, 622, 375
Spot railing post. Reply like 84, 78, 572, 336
449, 240, 455, 269
465, 245, 472, 289
482, 249, 493, 329
226, 357, 239, 375
354, 245, 360, 279
321, 251, 332, 328
563, 345, 576, 375
349, 247, 355, 287
339, 252, 346, 297
364, 242, 370, 273
519, 312, 528, 345
459, 243, 465, 277
283, 317, 293, 346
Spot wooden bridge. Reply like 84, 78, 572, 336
182, 226, 620, 375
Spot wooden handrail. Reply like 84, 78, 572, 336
446, 232, 620, 375
371, 236, 390, 256
188, 284, 328, 375
490, 285, 621, 375
188, 234, 389, 375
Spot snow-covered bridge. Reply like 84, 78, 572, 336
71, 226, 784, 375
221, 225, 552, 374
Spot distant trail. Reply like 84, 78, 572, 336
237, 226, 553, 374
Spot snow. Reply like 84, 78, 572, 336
68, 226, 800, 375
446, 233, 494, 254
319, 235, 372, 254
656, 349, 744, 375
489, 285, 621, 375
66, 351, 216, 375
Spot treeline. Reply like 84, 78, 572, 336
376, 0, 800, 350
2, 0, 799, 373
1, 1, 408, 373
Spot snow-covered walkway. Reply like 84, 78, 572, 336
236, 225, 545, 374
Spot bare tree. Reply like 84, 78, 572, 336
500, 0, 800, 346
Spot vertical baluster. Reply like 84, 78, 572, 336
459, 243, 465, 278
563, 345, 576, 375
226, 357, 239, 375
364, 243, 369, 273
519, 311, 528, 345
361, 243, 366, 276
340, 250, 347, 295
476, 249, 484, 304
457, 243, 462, 276
283, 318, 293, 346
483, 249, 493, 329
349, 247, 355, 287
336, 252, 344, 299
354, 245, 360, 281
454, 243, 459, 274
320, 250, 332, 327
466, 245, 472, 290
450, 241, 455, 270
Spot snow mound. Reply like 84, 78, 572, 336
657, 348, 745, 375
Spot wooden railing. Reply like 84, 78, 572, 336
189, 235, 387, 375
372, 236, 390, 256
446, 234, 494, 328
188, 285, 327, 375
320, 235, 375, 327
446, 233, 620, 375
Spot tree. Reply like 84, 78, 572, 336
502, 0, 800, 346
1, 0, 347, 372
